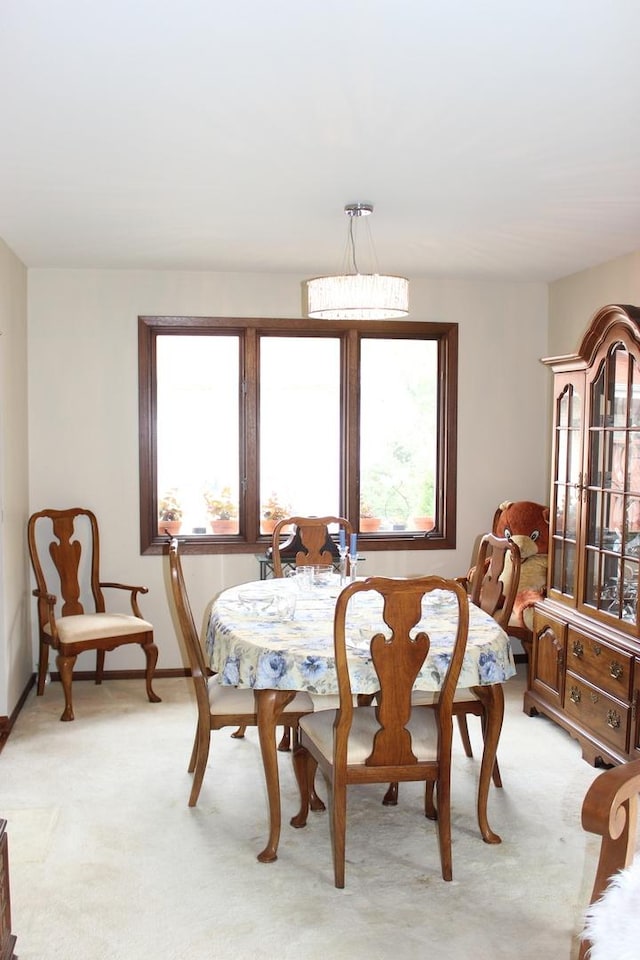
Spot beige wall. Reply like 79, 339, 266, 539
26, 269, 550, 672
548, 251, 640, 357
6, 253, 636, 701
0, 238, 30, 717
543, 251, 640, 528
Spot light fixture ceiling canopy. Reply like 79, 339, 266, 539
306, 203, 409, 320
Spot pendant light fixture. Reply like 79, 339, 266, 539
306, 203, 409, 320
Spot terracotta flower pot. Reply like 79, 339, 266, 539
412, 516, 434, 532
158, 520, 182, 536
359, 517, 382, 532
262, 520, 293, 536
210, 518, 238, 534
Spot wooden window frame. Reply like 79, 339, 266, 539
138, 315, 458, 555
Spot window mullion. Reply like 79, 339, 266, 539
343, 329, 360, 527
243, 328, 260, 541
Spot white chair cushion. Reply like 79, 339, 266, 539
208, 682, 256, 713
410, 690, 438, 706
410, 688, 479, 706
309, 693, 361, 712
299, 705, 438, 765
45, 613, 153, 644
208, 680, 314, 716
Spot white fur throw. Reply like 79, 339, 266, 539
582, 856, 640, 959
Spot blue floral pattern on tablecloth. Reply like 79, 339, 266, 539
206, 579, 516, 696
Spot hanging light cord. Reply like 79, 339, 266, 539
348, 214, 360, 274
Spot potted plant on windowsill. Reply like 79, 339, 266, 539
158, 488, 183, 536
261, 492, 291, 535
204, 486, 239, 534
411, 475, 435, 532
359, 501, 382, 533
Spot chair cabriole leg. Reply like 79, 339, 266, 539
142, 641, 162, 703
382, 782, 398, 805
456, 714, 474, 757
36, 642, 50, 696
290, 745, 311, 828
56, 652, 76, 721
95, 649, 105, 685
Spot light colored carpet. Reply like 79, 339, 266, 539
0, 668, 609, 959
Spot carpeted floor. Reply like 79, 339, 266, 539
0, 667, 611, 959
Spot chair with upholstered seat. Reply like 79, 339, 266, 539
449, 532, 521, 780
167, 538, 316, 806
28, 506, 161, 722
270, 515, 353, 577
263, 514, 354, 751
579, 758, 640, 959
383, 532, 521, 805
290, 574, 469, 888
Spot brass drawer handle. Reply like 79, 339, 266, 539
569, 686, 581, 704
572, 640, 584, 658
607, 710, 621, 729
610, 661, 624, 680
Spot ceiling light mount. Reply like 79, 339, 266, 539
306, 202, 409, 321
344, 202, 373, 217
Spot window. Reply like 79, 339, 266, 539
138, 316, 458, 555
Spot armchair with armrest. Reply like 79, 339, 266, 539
27, 507, 161, 721
579, 758, 640, 960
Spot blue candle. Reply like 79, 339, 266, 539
350, 533, 357, 555
339, 528, 346, 550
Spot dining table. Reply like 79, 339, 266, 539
205, 574, 517, 863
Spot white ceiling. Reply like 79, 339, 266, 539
2, 0, 640, 281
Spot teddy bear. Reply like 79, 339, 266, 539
491, 499, 550, 632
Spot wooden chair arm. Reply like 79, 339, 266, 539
100, 581, 149, 595
32, 588, 57, 606
581, 758, 640, 904
100, 582, 149, 619
32, 588, 60, 641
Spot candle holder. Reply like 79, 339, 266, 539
338, 546, 349, 586
348, 554, 358, 582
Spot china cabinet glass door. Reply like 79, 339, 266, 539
581, 342, 640, 629
549, 374, 584, 601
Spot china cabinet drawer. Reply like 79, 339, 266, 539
564, 673, 630, 754
567, 628, 634, 701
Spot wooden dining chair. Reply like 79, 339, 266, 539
579, 758, 640, 959
261, 514, 353, 751
290, 575, 470, 888
382, 533, 520, 805
450, 532, 521, 781
27, 507, 161, 721
270, 515, 353, 577
167, 538, 315, 806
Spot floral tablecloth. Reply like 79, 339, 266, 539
206, 577, 516, 697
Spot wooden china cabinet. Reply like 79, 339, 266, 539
525, 304, 640, 767
0, 820, 17, 960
